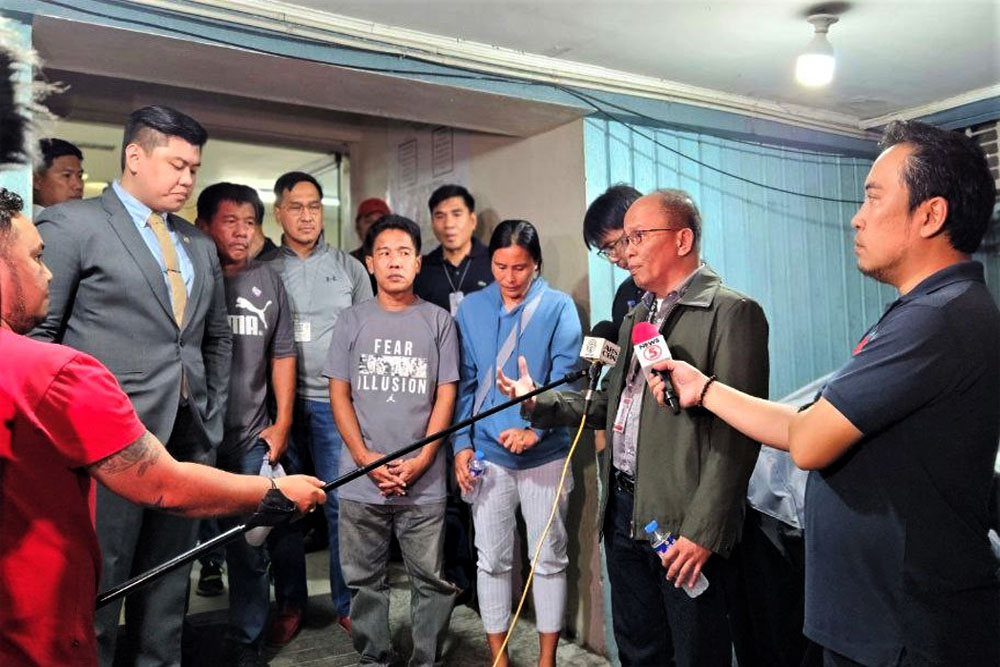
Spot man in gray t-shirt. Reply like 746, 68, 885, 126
197, 183, 297, 661
324, 215, 458, 666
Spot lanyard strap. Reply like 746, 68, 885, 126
443, 256, 473, 293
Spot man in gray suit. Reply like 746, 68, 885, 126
31, 105, 232, 667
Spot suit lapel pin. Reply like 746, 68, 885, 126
183, 236, 190, 244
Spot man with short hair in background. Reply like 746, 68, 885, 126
326, 214, 459, 666
197, 182, 297, 665
413, 184, 494, 602
414, 184, 493, 315
29, 105, 235, 666
32, 137, 84, 217
261, 171, 372, 644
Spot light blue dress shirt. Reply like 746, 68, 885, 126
112, 180, 193, 297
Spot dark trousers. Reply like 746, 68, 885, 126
95, 405, 212, 667
443, 447, 476, 595
729, 506, 821, 667
604, 483, 732, 667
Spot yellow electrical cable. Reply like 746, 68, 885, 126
490, 411, 589, 667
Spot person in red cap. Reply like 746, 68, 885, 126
351, 199, 391, 260
351, 198, 391, 294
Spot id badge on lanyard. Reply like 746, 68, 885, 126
449, 291, 465, 316
612, 396, 633, 433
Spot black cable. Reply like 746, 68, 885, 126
36, 0, 865, 204
556, 84, 874, 159
556, 85, 865, 205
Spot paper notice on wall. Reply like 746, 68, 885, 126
388, 125, 468, 244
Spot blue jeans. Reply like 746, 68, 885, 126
269, 398, 351, 616
604, 482, 733, 667
267, 422, 309, 611
216, 440, 271, 645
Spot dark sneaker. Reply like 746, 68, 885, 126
231, 642, 261, 667
196, 561, 225, 597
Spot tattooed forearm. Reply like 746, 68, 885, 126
93, 431, 162, 476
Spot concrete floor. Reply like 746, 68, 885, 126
185, 550, 610, 666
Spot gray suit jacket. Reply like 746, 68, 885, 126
31, 187, 232, 447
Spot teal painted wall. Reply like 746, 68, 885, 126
584, 118, 890, 398
584, 118, 1000, 398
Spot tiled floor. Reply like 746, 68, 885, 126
185, 551, 609, 666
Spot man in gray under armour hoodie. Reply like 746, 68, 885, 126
260, 171, 372, 642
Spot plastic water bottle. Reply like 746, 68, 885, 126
462, 451, 487, 504
644, 520, 710, 598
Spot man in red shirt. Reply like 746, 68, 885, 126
0, 187, 327, 666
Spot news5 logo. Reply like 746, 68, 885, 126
637, 339, 667, 363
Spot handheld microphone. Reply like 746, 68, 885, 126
631, 321, 681, 414
580, 320, 621, 396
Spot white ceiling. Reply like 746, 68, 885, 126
288, 0, 999, 121
31, 15, 586, 140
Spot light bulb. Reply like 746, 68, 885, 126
796, 14, 838, 88
796, 52, 835, 87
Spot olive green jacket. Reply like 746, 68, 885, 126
531, 264, 769, 555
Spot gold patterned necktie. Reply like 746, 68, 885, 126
146, 212, 187, 326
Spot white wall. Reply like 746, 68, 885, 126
350, 119, 590, 309
349, 118, 608, 653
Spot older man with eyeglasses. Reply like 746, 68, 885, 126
504, 189, 770, 667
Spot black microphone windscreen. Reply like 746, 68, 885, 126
590, 320, 619, 342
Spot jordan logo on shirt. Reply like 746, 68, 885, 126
358, 337, 429, 401
230, 296, 272, 337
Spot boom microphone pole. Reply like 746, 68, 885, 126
96, 367, 588, 609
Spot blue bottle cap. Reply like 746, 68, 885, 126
644, 520, 659, 533
474, 450, 485, 460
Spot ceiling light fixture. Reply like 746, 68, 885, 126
796, 13, 839, 88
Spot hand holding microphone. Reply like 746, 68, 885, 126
647, 357, 713, 410
631, 321, 682, 414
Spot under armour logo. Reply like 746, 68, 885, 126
235, 297, 273, 329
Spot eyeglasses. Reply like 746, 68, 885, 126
620, 227, 685, 248
596, 233, 627, 261
280, 202, 323, 216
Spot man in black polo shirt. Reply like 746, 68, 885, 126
414, 184, 493, 315
413, 184, 493, 603
650, 120, 999, 667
